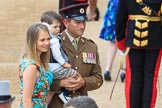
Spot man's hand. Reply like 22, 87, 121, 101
60, 73, 85, 91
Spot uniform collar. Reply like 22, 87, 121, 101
65, 29, 80, 43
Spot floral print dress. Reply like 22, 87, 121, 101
18, 58, 53, 108
99, 0, 119, 42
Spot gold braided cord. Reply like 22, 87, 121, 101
136, 0, 161, 16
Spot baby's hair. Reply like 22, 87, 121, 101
40, 11, 62, 24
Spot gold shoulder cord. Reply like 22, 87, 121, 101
136, 0, 161, 16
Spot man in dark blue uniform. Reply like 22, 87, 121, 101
116, 0, 162, 108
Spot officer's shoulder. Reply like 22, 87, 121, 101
82, 37, 96, 44
57, 33, 62, 36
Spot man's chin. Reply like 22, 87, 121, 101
78, 32, 84, 36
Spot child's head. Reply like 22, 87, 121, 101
41, 11, 62, 35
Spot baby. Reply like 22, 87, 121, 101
40, 11, 78, 103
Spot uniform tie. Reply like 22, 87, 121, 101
73, 39, 78, 50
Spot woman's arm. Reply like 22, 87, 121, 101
23, 64, 38, 108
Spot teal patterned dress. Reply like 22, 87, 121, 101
18, 58, 53, 108
99, 0, 119, 42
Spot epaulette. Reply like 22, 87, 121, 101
57, 33, 62, 36
88, 39, 95, 43
82, 37, 95, 43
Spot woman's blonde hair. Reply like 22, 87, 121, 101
22, 23, 50, 71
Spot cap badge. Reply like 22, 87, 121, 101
80, 8, 84, 14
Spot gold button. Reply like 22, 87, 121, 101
97, 82, 101, 87
75, 67, 78, 70
76, 55, 79, 58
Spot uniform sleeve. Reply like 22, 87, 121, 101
81, 45, 103, 91
115, 0, 128, 50
50, 38, 66, 65
50, 79, 61, 93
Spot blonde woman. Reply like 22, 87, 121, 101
18, 23, 53, 108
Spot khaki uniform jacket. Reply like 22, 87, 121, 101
48, 31, 103, 108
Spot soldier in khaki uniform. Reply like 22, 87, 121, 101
48, 1, 103, 108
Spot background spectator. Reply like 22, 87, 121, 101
64, 96, 98, 108
0, 80, 15, 108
